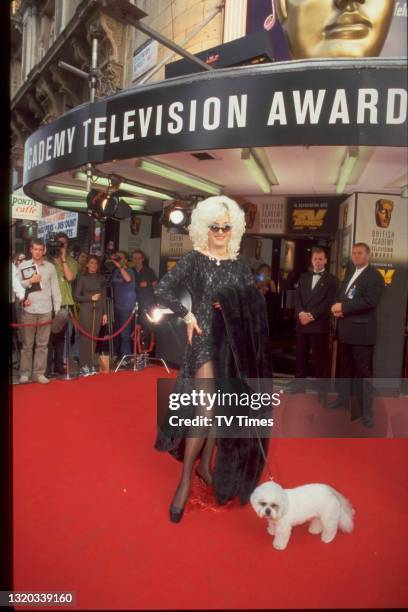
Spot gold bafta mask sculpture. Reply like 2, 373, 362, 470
375, 199, 394, 228
130, 214, 142, 235
242, 201, 258, 230
275, 0, 394, 59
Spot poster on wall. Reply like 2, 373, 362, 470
241, 235, 273, 271
287, 197, 342, 235
243, 197, 286, 235
11, 188, 42, 220
160, 227, 193, 259
160, 226, 193, 276
37, 209, 78, 240
280, 239, 295, 272
355, 193, 408, 286
125, 214, 152, 256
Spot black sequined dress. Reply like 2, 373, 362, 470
155, 250, 255, 375
154, 250, 272, 504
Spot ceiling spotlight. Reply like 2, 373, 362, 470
86, 184, 132, 221
161, 201, 192, 229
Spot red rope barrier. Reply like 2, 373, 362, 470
70, 306, 137, 342
11, 320, 53, 328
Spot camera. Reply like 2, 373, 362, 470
47, 233, 64, 258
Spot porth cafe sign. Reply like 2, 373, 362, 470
23, 59, 407, 189
11, 188, 42, 220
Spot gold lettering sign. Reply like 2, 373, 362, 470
292, 209, 327, 229
377, 268, 395, 286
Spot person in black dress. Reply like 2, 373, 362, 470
154, 196, 273, 522
74, 255, 107, 376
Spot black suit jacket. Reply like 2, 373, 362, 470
336, 265, 384, 345
295, 270, 338, 334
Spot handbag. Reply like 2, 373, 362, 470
51, 308, 69, 334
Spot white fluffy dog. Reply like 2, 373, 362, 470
250, 481, 355, 550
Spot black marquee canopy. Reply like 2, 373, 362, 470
22, 57, 407, 198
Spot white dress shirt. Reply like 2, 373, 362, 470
311, 269, 325, 290
345, 264, 368, 294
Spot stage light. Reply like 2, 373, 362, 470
136, 158, 223, 195
146, 307, 164, 324
86, 189, 132, 221
169, 208, 186, 225
161, 201, 192, 229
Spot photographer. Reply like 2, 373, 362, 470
46, 232, 79, 376
110, 251, 138, 359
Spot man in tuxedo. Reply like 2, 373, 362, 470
294, 247, 338, 403
330, 243, 385, 427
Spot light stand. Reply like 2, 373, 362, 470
114, 306, 170, 373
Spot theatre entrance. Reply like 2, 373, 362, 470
242, 233, 337, 377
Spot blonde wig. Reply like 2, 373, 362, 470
188, 196, 246, 259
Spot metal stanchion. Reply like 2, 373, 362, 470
115, 303, 139, 372
61, 311, 77, 380
106, 296, 114, 361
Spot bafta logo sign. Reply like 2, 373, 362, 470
375, 199, 394, 228
275, 0, 394, 59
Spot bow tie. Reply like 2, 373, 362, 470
313, 271, 324, 276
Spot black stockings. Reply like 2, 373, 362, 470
171, 361, 216, 510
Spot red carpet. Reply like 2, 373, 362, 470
12, 369, 408, 609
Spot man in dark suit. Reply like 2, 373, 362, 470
330, 243, 385, 427
294, 247, 338, 403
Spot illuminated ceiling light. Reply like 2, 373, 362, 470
336, 147, 359, 194
136, 158, 223, 195
250, 148, 279, 185
53, 200, 87, 208
129, 204, 145, 211
73, 171, 173, 200
241, 149, 271, 193
46, 185, 87, 197
121, 196, 146, 206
